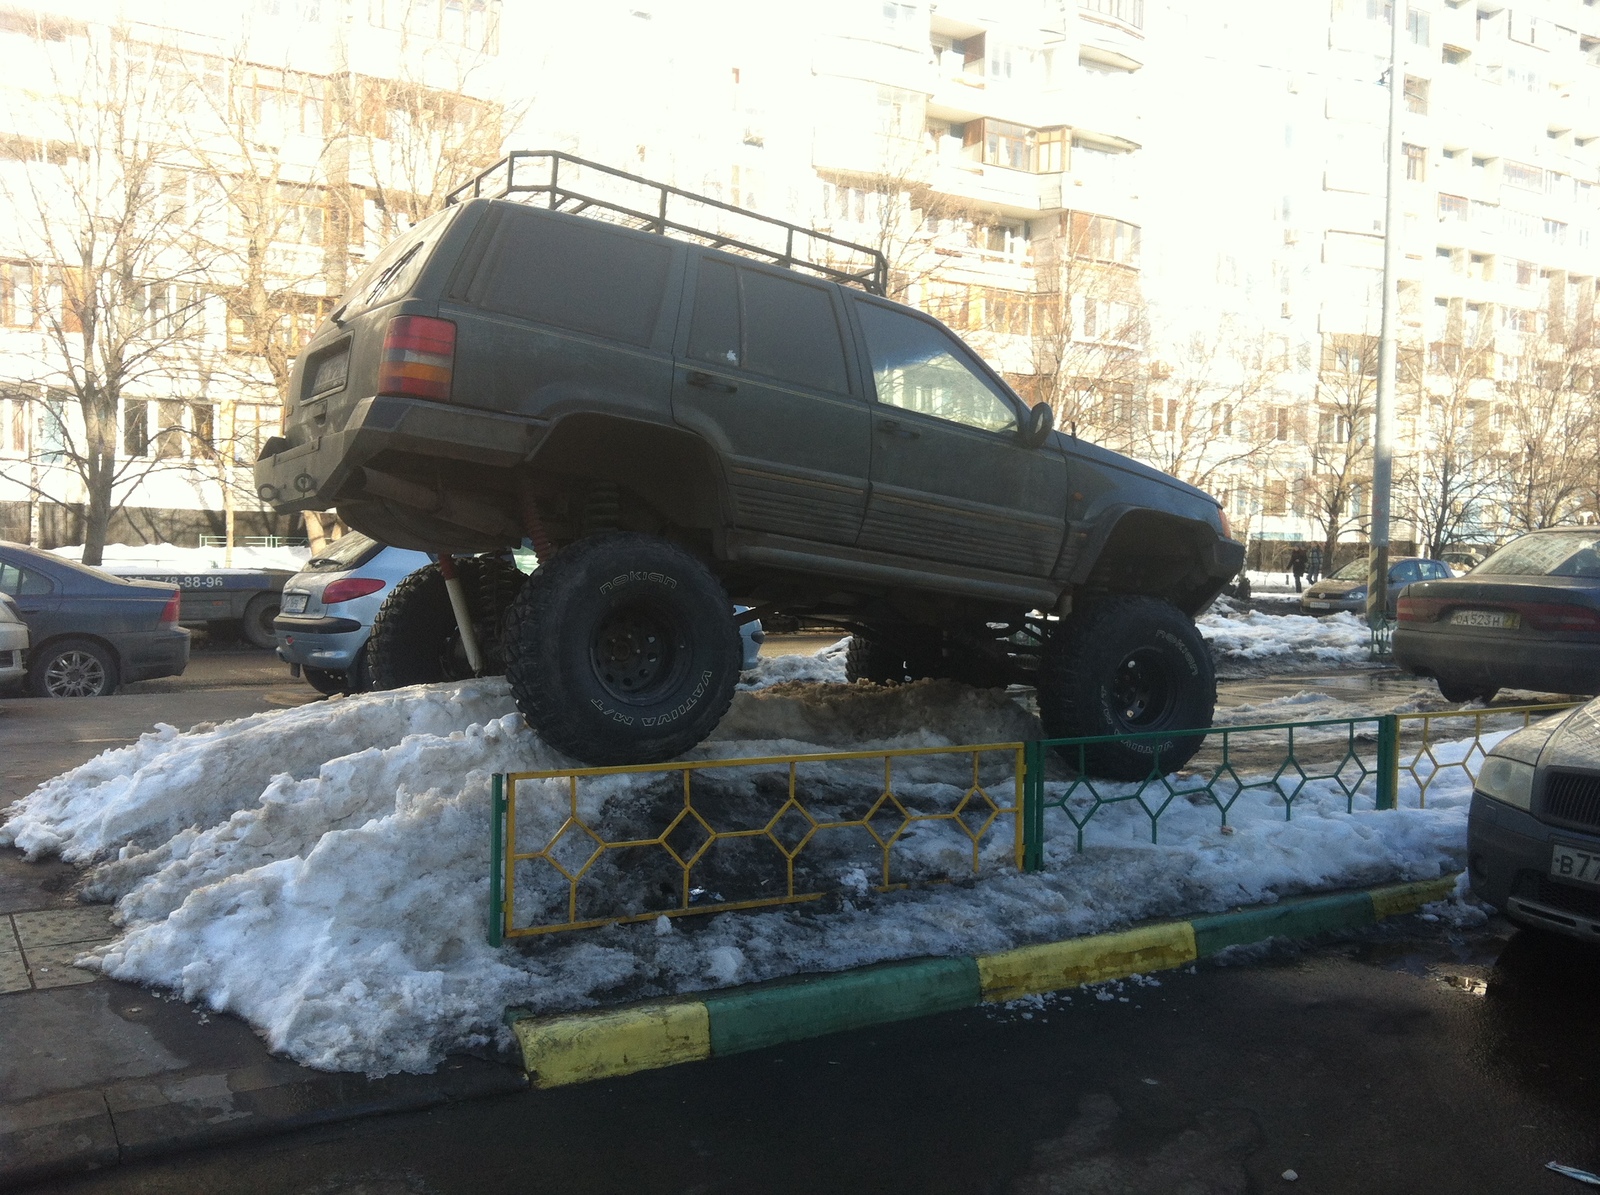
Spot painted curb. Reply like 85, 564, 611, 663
507, 874, 1460, 1089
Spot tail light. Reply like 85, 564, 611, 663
159, 591, 181, 625
1519, 603, 1600, 633
1397, 597, 1445, 623
321, 577, 386, 605
377, 315, 455, 401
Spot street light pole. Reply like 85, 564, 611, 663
1369, 0, 1405, 627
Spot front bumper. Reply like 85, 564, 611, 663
1469, 792, 1600, 941
253, 395, 541, 514
1395, 626, 1600, 694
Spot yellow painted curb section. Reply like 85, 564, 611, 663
976, 921, 1198, 1003
513, 1002, 711, 1089
1369, 875, 1458, 920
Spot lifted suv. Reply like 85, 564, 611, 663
256, 152, 1243, 775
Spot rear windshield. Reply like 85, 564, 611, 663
1476, 531, 1600, 579
339, 208, 455, 320
306, 532, 382, 571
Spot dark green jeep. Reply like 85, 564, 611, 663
256, 152, 1244, 776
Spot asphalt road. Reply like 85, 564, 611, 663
22, 917, 1600, 1195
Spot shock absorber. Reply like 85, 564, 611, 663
516, 480, 556, 561
437, 554, 485, 675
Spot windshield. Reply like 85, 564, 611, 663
1477, 531, 1600, 579
307, 532, 381, 571
338, 208, 455, 321
1332, 559, 1367, 581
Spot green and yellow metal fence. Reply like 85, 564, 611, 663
491, 702, 1580, 941
490, 743, 1025, 943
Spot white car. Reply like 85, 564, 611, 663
0, 591, 28, 689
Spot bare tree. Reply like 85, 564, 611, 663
1395, 333, 1502, 558
0, 21, 216, 564
1495, 324, 1595, 535
1304, 333, 1379, 564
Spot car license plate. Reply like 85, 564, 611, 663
1307, 601, 1330, 610
1450, 609, 1519, 629
281, 592, 308, 615
1551, 843, 1600, 889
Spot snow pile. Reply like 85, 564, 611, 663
51, 541, 310, 573
2, 664, 1476, 1078
738, 637, 849, 689
1198, 608, 1373, 675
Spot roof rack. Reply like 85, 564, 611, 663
445, 150, 889, 297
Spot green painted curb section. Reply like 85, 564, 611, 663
506, 874, 1463, 1088
1191, 890, 1373, 956
704, 957, 981, 1057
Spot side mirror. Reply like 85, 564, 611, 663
1022, 402, 1054, 448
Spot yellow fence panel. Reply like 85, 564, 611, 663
1392, 702, 1581, 808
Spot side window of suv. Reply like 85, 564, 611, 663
854, 301, 1018, 433
0, 561, 49, 596
686, 259, 850, 394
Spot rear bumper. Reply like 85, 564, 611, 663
121, 627, 191, 682
253, 395, 542, 515
274, 622, 370, 672
1470, 793, 1600, 942
1393, 625, 1600, 694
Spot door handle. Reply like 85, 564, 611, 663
876, 417, 919, 439
686, 370, 737, 394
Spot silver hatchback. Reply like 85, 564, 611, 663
274, 534, 432, 694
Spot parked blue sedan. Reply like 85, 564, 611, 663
0, 541, 190, 697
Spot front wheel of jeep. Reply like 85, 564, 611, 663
502, 533, 742, 765
1037, 596, 1216, 781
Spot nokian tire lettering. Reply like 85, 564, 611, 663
367, 555, 524, 689
1037, 595, 1216, 781
502, 532, 741, 765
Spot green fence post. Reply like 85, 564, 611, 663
1022, 741, 1041, 873
489, 773, 505, 947
1375, 716, 1399, 811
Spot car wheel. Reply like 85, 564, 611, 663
502, 532, 741, 765
1437, 678, 1498, 704
845, 633, 918, 684
29, 638, 119, 698
368, 556, 524, 689
303, 666, 347, 697
1037, 596, 1216, 781
240, 593, 280, 650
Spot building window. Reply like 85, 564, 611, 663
1403, 143, 1427, 181
134, 282, 202, 341
1409, 8, 1430, 45
1036, 126, 1067, 174
122, 400, 149, 457
1403, 75, 1429, 114
154, 401, 216, 460
1545, 219, 1569, 245
0, 390, 28, 456
1437, 193, 1468, 221
369, 0, 500, 53
1264, 480, 1288, 517
1503, 160, 1544, 191
1067, 212, 1141, 265
964, 119, 1034, 171
1078, 0, 1144, 30
0, 261, 34, 328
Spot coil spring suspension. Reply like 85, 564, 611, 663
581, 483, 622, 535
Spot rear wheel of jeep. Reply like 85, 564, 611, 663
845, 634, 920, 684
1436, 678, 1498, 704
367, 556, 524, 689
1037, 596, 1215, 781
502, 533, 741, 765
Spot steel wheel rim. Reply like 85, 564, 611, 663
590, 602, 686, 703
1111, 648, 1174, 728
45, 650, 105, 697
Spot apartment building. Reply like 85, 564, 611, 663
0, 0, 508, 550
1147, 0, 1600, 559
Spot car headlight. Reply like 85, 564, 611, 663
1476, 755, 1535, 811
1347, 587, 1367, 600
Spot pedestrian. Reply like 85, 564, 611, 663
1307, 544, 1322, 584
1289, 546, 1307, 593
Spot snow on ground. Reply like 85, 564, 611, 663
50, 542, 310, 573
0, 630, 1500, 1077
1198, 601, 1373, 675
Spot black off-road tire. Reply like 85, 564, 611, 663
240, 592, 280, 650
845, 634, 916, 684
1037, 596, 1216, 781
367, 556, 525, 689
303, 666, 346, 696
1437, 678, 1498, 704
502, 532, 741, 765
29, 637, 120, 698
